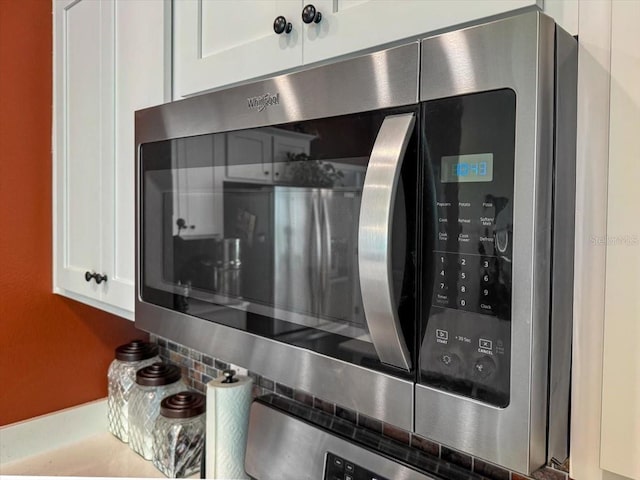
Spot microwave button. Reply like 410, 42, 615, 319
440, 353, 461, 370
479, 338, 493, 350
473, 356, 496, 379
480, 301, 494, 313
481, 256, 497, 271
435, 329, 449, 341
434, 293, 450, 307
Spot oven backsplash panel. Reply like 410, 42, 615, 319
150, 335, 570, 480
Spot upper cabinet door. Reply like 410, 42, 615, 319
302, 0, 541, 65
54, 0, 112, 302
174, 0, 303, 98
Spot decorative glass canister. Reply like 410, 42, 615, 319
152, 392, 206, 478
128, 363, 186, 460
107, 340, 159, 442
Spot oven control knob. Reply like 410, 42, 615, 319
273, 16, 292, 35
302, 4, 322, 24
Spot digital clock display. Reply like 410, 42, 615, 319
441, 153, 494, 183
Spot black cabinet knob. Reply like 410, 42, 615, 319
273, 16, 292, 34
302, 4, 322, 24
84, 271, 107, 284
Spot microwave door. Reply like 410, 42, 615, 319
358, 113, 416, 372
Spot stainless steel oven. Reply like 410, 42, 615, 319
135, 12, 576, 475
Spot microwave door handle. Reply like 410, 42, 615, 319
321, 192, 331, 314
311, 192, 322, 315
358, 113, 415, 372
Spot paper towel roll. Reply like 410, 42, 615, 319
206, 371, 253, 480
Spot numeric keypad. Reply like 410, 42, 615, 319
431, 252, 501, 316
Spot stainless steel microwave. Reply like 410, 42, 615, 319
135, 12, 576, 475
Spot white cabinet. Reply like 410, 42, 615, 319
173, 0, 303, 98
600, 2, 640, 479
54, 0, 170, 319
174, 0, 541, 98
54, 0, 106, 306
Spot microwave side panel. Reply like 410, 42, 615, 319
546, 23, 577, 466
416, 12, 556, 474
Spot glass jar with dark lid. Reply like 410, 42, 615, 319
128, 363, 186, 460
152, 392, 206, 478
107, 340, 159, 442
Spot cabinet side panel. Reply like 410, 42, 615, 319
569, 1, 612, 478
600, 1, 640, 478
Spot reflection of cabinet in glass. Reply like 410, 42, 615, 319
226, 130, 273, 182
271, 128, 316, 181
225, 128, 314, 183
172, 135, 225, 239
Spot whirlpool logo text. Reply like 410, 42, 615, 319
247, 93, 280, 112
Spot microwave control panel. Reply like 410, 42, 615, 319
420, 89, 515, 407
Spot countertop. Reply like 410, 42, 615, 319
0, 433, 164, 477
0, 399, 189, 478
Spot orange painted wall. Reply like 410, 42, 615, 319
0, 0, 145, 426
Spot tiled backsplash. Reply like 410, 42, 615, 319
150, 334, 570, 480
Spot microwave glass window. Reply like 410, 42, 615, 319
140, 107, 418, 377
419, 89, 516, 407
